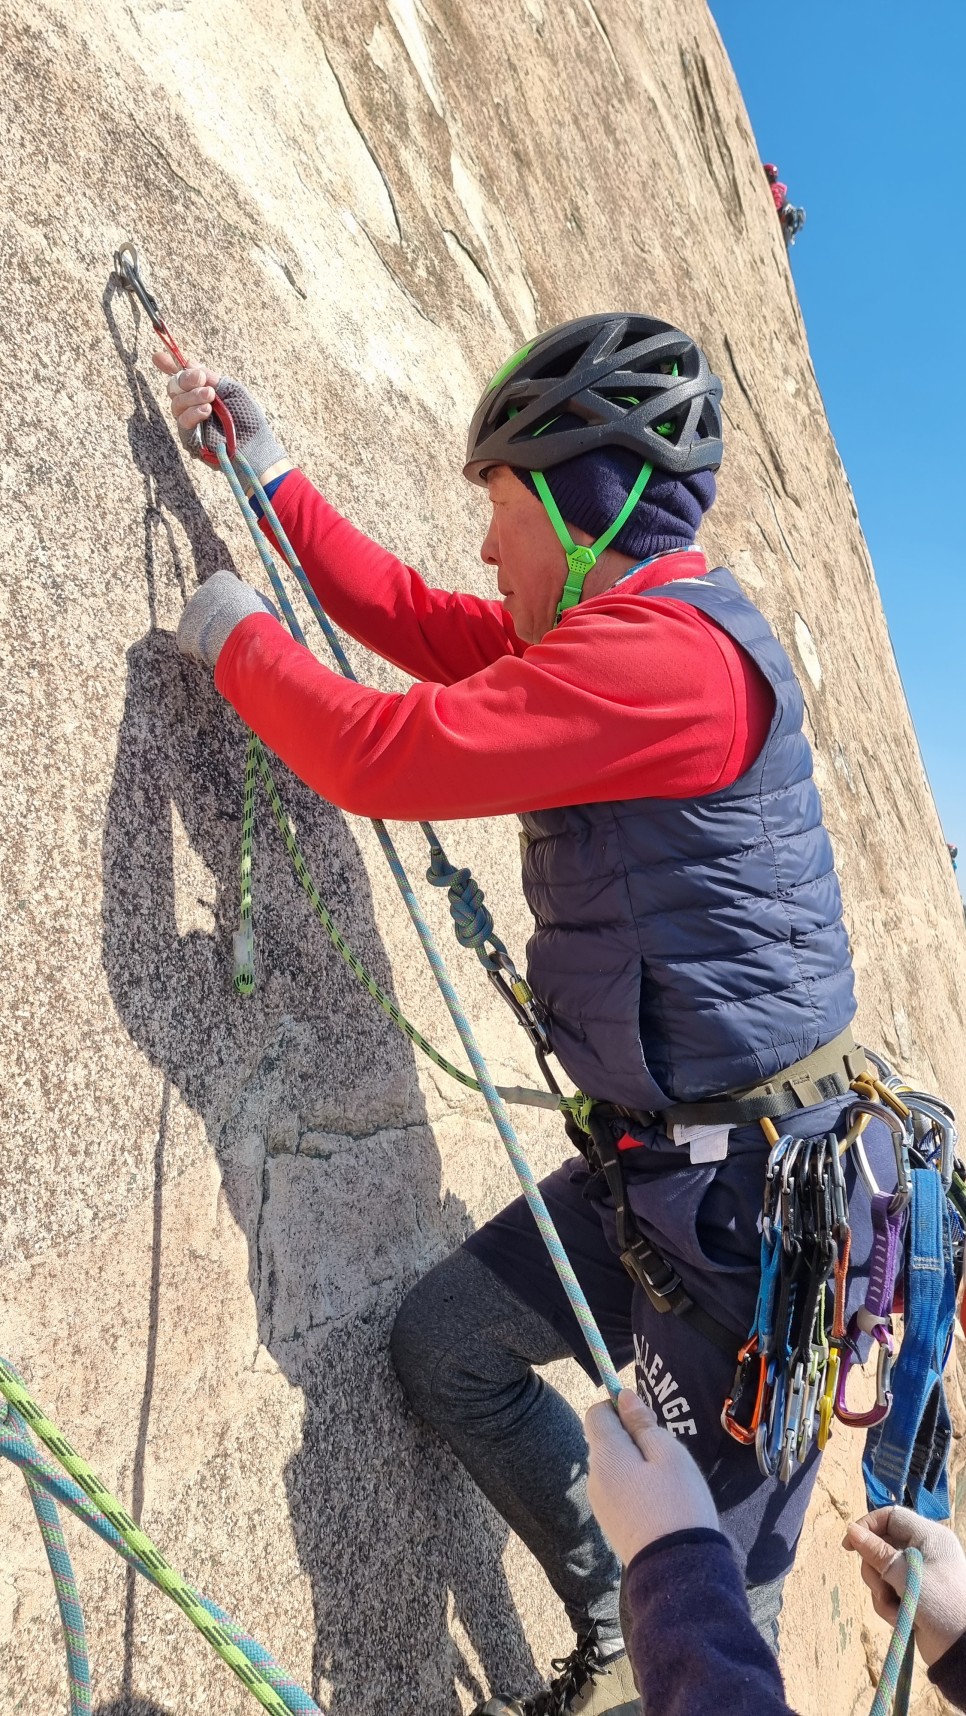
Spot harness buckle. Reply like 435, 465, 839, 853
619, 1238, 689, 1316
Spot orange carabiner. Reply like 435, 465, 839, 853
722, 1336, 768, 1445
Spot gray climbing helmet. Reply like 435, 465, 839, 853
463, 313, 724, 486
464, 314, 723, 619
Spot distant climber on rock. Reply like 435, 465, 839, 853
781, 204, 806, 246
156, 315, 900, 1715
764, 162, 806, 246
763, 161, 787, 212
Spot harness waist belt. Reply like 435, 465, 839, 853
613, 1027, 867, 1131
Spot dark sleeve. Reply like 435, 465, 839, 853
624, 1530, 800, 1716
928, 1632, 966, 1709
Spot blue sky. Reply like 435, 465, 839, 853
709, 2, 965, 897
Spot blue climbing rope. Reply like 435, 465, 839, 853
21, 1459, 91, 1714
869, 1547, 923, 1716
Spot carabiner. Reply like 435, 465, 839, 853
779, 1360, 807, 1482
779, 1135, 808, 1250
722, 1336, 768, 1445
763, 1133, 795, 1240
797, 1287, 829, 1462
487, 954, 555, 1063
114, 242, 237, 466
862, 1047, 905, 1090
834, 1321, 894, 1428
817, 1344, 841, 1448
845, 1098, 912, 1215
756, 1365, 785, 1478
904, 1091, 957, 1190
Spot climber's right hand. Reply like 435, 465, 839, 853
585, 1388, 719, 1566
151, 351, 290, 482
844, 1506, 966, 1668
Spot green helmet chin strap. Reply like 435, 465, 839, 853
530, 461, 655, 623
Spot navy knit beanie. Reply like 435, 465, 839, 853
513, 442, 716, 559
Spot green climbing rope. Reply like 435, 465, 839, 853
250, 739, 567, 1114
0, 1359, 321, 1715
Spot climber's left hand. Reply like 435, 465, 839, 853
177, 570, 280, 670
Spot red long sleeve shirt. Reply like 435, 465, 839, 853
214, 471, 773, 821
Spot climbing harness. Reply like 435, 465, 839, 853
0, 1359, 323, 1716
585, 1109, 740, 1358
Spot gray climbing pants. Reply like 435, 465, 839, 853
391, 1242, 785, 1651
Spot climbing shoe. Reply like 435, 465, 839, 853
472, 1629, 639, 1715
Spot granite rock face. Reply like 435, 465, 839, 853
1, 2, 964, 1712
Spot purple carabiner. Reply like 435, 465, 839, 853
834, 1319, 894, 1428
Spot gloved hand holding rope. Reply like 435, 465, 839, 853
846, 1507, 966, 1669
152, 357, 290, 669
152, 354, 290, 482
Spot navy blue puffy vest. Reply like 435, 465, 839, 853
520, 567, 856, 1108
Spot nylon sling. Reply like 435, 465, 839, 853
862, 1168, 956, 1520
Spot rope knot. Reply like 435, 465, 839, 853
427, 847, 505, 965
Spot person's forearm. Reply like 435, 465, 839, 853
625, 1533, 798, 1716
213, 597, 747, 822
261, 470, 522, 684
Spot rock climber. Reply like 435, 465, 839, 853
584, 1387, 966, 1714
763, 163, 805, 247
763, 161, 787, 213
156, 315, 898, 1716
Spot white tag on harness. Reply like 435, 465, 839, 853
671, 1122, 732, 1163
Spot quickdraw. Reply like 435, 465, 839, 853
833, 1103, 912, 1429
723, 1059, 962, 1513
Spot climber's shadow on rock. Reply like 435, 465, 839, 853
98, 279, 536, 1714
94, 1701, 172, 1716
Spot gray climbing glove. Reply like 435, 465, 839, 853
845, 1506, 966, 1667
176, 570, 280, 669
193, 376, 288, 478
585, 1388, 719, 1565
